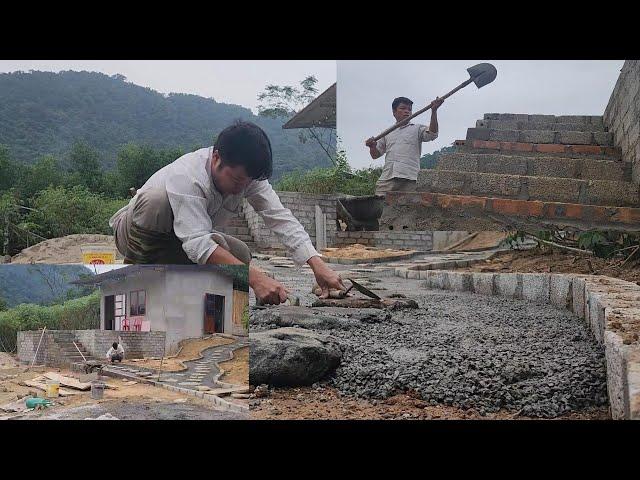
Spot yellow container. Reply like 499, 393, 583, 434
81, 245, 116, 265
45, 380, 60, 398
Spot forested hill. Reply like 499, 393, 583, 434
0, 70, 331, 177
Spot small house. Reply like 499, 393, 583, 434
74, 264, 248, 354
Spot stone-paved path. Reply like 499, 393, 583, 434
105, 337, 249, 392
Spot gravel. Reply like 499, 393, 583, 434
250, 287, 608, 418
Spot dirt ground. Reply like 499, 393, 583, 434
321, 244, 416, 259
457, 248, 640, 284
218, 347, 248, 385
10, 234, 122, 264
250, 386, 611, 420
122, 335, 234, 372
448, 231, 508, 251
0, 362, 239, 420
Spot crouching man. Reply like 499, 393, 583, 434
106, 342, 124, 363
109, 120, 346, 304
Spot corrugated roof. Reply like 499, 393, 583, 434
283, 83, 336, 129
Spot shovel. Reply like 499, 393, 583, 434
371, 63, 497, 141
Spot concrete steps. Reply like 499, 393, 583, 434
467, 127, 613, 146
458, 139, 621, 160
482, 113, 605, 126
218, 208, 256, 246
381, 191, 640, 233
437, 153, 631, 182
418, 170, 639, 207
476, 119, 608, 132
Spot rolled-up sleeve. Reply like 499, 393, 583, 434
245, 181, 319, 266
420, 125, 438, 142
376, 136, 387, 155
166, 173, 219, 264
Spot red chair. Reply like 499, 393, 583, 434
121, 317, 130, 331
133, 317, 142, 332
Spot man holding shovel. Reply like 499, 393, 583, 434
366, 96, 444, 196
109, 121, 346, 304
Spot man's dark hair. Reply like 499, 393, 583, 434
392, 97, 413, 111
213, 121, 273, 180
112, 342, 118, 349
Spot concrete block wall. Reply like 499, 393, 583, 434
74, 330, 166, 359
243, 192, 340, 250
395, 268, 640, 420
335, 231, 433, 250
604, 60, 640, 187
17, 330, 166, 366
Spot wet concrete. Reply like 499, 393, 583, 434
249, 259, 608, 418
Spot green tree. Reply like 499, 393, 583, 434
257, 75, 336, 164
27, 186, 128, 239
65, 142, 105, 193
0, 297, 7, 312
115, 144, 183, 198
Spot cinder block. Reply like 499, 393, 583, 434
489, 130, 520, 142
604, 330, 630, 419
521, 274, 550, 304
448, 272, 473, 292
519, 130, 556, 144
494, 273, 522, 299
587, 292, 607, 344
550, 274, 573, 310
472, 273, 495, 296
559, 131, 593, 145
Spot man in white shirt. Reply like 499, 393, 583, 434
106, 342, 124, 363
365, 96, 444, 196
109, 121, 345, 305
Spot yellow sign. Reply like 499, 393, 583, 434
81, 252, 115, 264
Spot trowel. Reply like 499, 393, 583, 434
371, 63, 498, 141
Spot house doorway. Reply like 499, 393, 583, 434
204, 294, 225, 334
105, 295, 115, 330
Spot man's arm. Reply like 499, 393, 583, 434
245, 181, 346, 296
365, 136, 385, 159
428, 96, 444, 135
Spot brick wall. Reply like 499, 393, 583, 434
244, 192, 341, 250
17, 330, 166, 366
335, 231, 433, 250
604, 60, 640, 187
75, 330, 166, 359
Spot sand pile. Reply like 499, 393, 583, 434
11, 234, 122, 264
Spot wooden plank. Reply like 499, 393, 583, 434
43, 372, 91, 391
23, 380, 82, 397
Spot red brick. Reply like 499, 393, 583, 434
503, 142, 534, 152
534, 144, 567, 154
489, 198, 544, 217
570, 145, 602, 155
613, 207, 640, 225
603, 146, 622, 157
435, 193, 486, 210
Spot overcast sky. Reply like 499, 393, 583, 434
0, 60, 336, 113
337, 60, 624, 169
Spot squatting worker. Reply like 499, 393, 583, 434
365, 96, 444, 196
106, 342, 124, 363
109, 121, 346, 305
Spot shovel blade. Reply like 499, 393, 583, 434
467, 63, 497, 89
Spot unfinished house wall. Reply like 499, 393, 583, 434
604, 60, 640, 187
74, 330, 166, 359
335, 231, 433, 250
99, 268, 166, 334
164, 269, 234, 354
243, 192, 340, 250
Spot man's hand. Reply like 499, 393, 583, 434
250, 267, 289, 305
308, 256, 346, 298
430, 96, 444, 111
365, 137, 377, 148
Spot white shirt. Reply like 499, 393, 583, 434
375, 123, 438, 181
109, 147, 319, 266
106, 344, 124, 359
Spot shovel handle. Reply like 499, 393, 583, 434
372, 77, 474, 141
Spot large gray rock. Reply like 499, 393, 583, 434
249, 327, 342, 387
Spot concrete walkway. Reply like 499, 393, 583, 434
105, 336, 249, 392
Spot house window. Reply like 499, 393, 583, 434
130, 290, 146, 316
